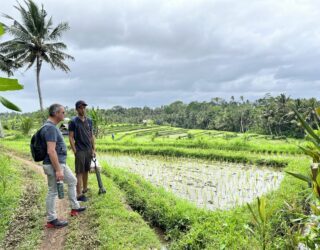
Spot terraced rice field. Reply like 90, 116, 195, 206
102, 153, 284, 210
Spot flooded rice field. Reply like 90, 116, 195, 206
101, 153, 284, 210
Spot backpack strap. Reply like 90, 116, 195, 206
38, 122, 56, 140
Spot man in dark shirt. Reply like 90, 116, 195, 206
68, 100, 95, 201
42, 103, 86, 229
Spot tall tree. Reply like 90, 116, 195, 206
0, 0, 74, 111
0, 24, 23, 137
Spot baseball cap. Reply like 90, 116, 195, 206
75, 100, 88, 109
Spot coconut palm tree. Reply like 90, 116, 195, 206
0, 0, 74, 111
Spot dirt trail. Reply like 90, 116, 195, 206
5, 152, 70, 250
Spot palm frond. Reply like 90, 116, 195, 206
45, 42, 67, 50
0, 54, 17, 76
27, 0, 43, 35
25, 54, 37, 70
14, 1, 36, 35
48, 22, 69, 40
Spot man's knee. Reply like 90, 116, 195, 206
67, 175, 77, 186
47, 185, 58, 196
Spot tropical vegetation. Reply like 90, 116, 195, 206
0, 0, 74, 112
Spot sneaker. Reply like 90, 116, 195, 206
77, 195, 88, 202
46, 219, 68, 228
70, 207, 86, 216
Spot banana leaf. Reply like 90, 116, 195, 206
0, 96, 21, 111
0, 24, 3, 36
0, 78, 23, 91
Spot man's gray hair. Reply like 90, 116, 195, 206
49, 104, 64, 117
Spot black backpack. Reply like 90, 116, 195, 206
30, 125, 48, 162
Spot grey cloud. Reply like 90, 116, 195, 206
1, 0, 320, 112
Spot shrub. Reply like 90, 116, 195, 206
20, 117, 33, 135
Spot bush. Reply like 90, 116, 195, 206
20, 117, 33, 135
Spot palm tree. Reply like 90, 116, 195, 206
0, 0, 74, 111
0, 53, 20, 76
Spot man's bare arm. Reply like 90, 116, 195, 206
69, 131, 76, 154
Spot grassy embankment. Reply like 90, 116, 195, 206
0, 153, 46, 249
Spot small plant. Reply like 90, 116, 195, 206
187, 133, 194, 139
0, 155, 11, 194
2, 123, 8, 130
284, 108, 320, 249
88, 107, 106, 138
246, 197, 268, 250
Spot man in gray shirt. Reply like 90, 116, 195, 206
42, 104, 86, 228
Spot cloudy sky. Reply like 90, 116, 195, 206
1, 0, 320, 112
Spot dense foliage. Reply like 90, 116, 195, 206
102, 94, 317, 138
3, 93, 317, 138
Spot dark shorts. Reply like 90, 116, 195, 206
75, 150, 92, 174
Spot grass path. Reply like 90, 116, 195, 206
3, 151, 71, 250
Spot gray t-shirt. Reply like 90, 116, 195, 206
41, 121, 67, 164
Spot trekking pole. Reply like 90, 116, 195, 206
92, 157, 106, 195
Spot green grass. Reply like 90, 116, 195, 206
0, 154, 46, 249
65, 156, 161, 249
0, 154, 23, 243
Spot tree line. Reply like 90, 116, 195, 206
101, 94, 318, 138
1, 94, 319, 139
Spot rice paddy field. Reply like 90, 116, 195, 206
0, 124, 311, 249
101, 153, 284, 211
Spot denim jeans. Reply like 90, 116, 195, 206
43, 163, 80, 221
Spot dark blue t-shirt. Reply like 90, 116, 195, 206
41, 121, 67, 164
68, 117, 93, 151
